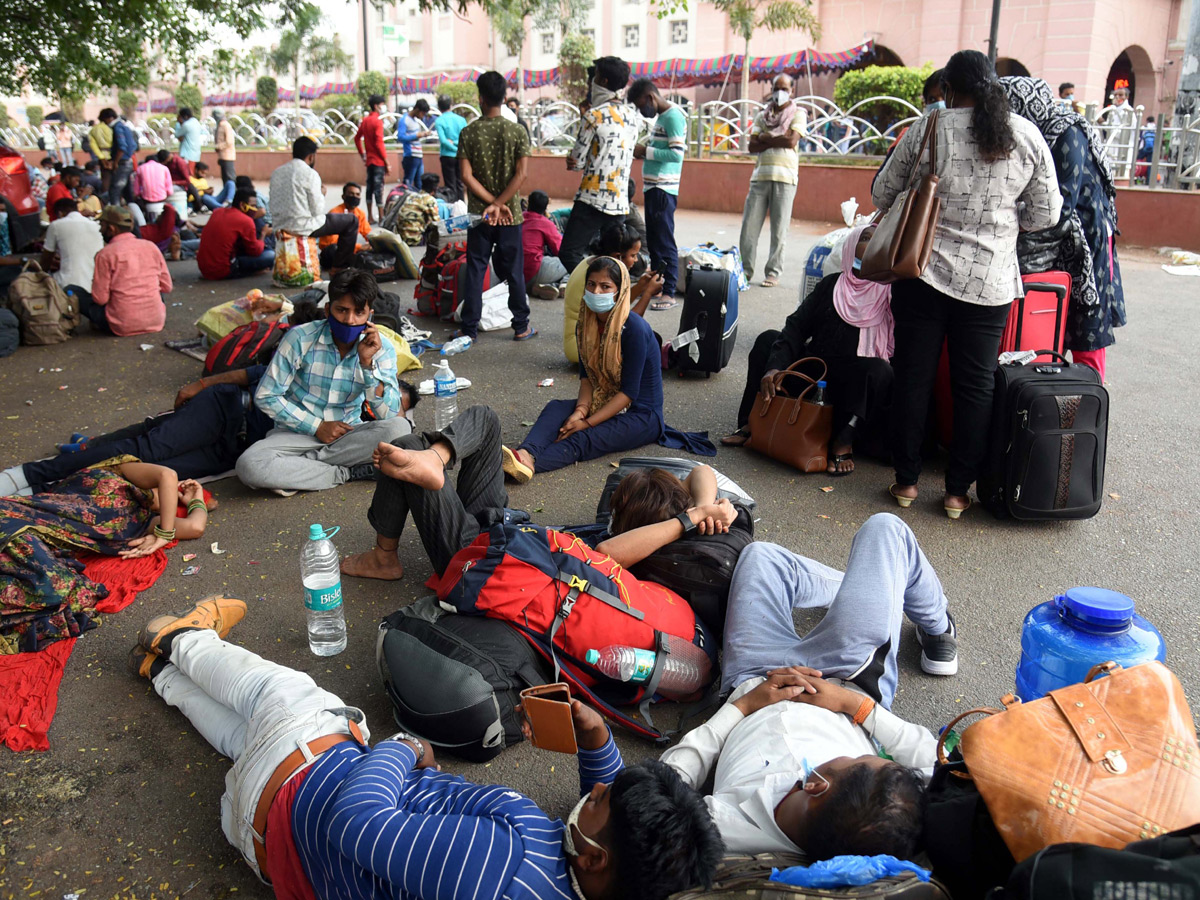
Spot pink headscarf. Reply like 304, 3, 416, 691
832, 224, 894, 360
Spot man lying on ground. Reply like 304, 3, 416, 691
126, 596, 723, 898
660, 514, 958, 860
340, 404, 733, 581
236, 269, 412, 496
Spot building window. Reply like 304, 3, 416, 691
670, 20, 688, 44
541, 32, 555, 54
581, 28, 595, 43
623, 24, 640, 49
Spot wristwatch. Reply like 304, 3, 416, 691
384, 730, 426, 765
676, 510, 698, 534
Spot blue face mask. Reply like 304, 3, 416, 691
328, 314, 367, 345
583, 290, 616, 314
925, 100, 946, 113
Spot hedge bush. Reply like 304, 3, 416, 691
174, 83, 204, 115
436, 81, 479, 116
833, 64, 933, 134
257, 76, 279, 115
27, 105, 43, 128
559, 33, 595, 108
357, 71, 390, 106
118, 90, 139, 118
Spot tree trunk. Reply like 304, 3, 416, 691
295, 58, 302, 115
739, 34, 751, 152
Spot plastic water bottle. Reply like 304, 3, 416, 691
810, 380, 829, 405
585, 641, 712, 700
1014, 587, 1166, 701
441, 336, 472, 356
301, 523, 347, 656
433, 359, 458, 431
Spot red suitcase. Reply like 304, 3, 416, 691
935, 271, 1070, 448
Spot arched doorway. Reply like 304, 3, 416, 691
872, 45, 904, 68
1105, 45, 1156, 107
995, 58, 1031, 77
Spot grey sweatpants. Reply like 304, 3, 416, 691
720, 513, 949, 707
235, 418, 413, 492
738, 179, 798, 282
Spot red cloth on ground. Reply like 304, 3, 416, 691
0, 548, 169, 752
266, 768, 318, 900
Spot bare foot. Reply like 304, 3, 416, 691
341, 546, 404, 581
373, 443, 446, 490
205, 497, 220, 512
944, 493, 971, 511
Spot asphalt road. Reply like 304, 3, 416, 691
0, 204, 1197, 899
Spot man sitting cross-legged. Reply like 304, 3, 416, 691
127, 596, 724, 898
660, 514, 959, 861
235, 269, 413, 496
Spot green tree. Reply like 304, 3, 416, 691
0, 105, 8, 129
257, 76, 279, 115
26, 105, 43, 129
270, 3, 353, 112
357, 71, 390, 107
711, 0, 820, 149
118, 90, 140, 118
532, 0, 589, 37
833, 64, 932, 149
490, 0, 538, 101
203, 48, 261, 92
558, 32, 594, 107
175, 83, 204, 114
60, 96, 86, 123
438, 81, 480, 117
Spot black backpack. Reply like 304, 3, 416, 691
202, 319, 288, 376
373, 290, 402, 332
376, 598, 552, 762
999, 825, 1200, 900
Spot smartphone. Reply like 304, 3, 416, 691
520, 683, 578, 754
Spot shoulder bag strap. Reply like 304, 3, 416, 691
936, 705, 1004, 773
906, 109, 940, 192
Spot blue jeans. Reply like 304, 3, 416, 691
108, 159, 134, 206
365, 165, 386, 209
230, 250, 275, 277
644, 189, 679, 295
402, 155, 423, 188
720, 514, 949, 707
459, 222, 529, 339
518, 398, 662, 473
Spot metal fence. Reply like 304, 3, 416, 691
4, 97, 1198, 189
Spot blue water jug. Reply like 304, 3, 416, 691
1015, 587, 1166, 701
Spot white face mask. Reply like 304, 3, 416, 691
563, 794, 606, 858
772, 89, 791, 107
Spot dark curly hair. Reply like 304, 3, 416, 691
804, 761, 927, 861
604, 761, 724, 900
942, 49, 1015, 162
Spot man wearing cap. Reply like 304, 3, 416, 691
78, 206, 173, 335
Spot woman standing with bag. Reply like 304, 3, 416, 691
871, 50, 1062, 518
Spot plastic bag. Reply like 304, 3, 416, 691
771, 855, 931, 888
453, 282, 512, 332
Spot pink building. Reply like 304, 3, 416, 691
358, 0, 1191, 117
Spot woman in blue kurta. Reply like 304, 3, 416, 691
504, 257, 664, 480
1001, 76, 1126, 381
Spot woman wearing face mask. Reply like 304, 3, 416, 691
505, 257, 666, 482
562, 223, 664, 365
872, 49, 1062, 518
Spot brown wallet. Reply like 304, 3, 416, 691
520, 683, 578, 754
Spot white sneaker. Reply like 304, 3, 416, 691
270, 488, 298, 498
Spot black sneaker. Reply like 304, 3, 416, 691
916, 613, 958, 676
347, 463, 377, 483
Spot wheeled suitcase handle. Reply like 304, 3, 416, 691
1023, 282, 1068, 302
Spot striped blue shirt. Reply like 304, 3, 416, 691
291, 735, 625, 899
254, 319, 401, 437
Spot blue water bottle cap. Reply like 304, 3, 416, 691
817, 380, 827, 388
309, 523, 325, 540
585, 649, 600, 665
1057, 587, 1134, 627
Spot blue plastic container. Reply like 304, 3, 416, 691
1015, 587, 1166, 701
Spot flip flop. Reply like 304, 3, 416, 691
650, 298, 679, 311
720, 429, 751, 447
827, 453, 855, 476
513, 327, 540, 342
761, 278, 779, 288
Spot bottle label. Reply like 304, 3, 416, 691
434, 380, 456, 397
628, 648, 657, 683
305, 582, 343, 611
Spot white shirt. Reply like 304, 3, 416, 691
43, 212, 104, 291
268, 159, 326, 235
660, 676, 937, 855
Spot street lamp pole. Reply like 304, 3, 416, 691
987, 0, 1001, 64
362, 0, 370, 72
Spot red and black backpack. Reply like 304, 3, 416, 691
203, 319, 289, 376
433, 519, 717, 742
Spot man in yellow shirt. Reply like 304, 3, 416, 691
89, 118, 114, 194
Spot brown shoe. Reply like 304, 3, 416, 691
139, 595, 247, 657
128, 644, 166, 680
529, 284, 559, 301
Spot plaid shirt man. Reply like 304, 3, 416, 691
254, 319, 401, 435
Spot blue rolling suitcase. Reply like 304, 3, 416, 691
676, 264, 738, 376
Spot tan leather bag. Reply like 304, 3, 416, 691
937, 661, 1200, 863
746, 358, 833, 473
860, 110, 943, 284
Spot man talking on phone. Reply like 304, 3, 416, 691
236, 269, 413, 496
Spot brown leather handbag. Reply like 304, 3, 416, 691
860, 110, 943, 284
746, 358, 833, 473
937, 661, 1200, 863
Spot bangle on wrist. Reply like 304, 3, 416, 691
851, 696, 876, 727
153, 525, 177, 541
187, 500, 207, 514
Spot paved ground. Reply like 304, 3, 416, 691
0, 200, 1197, 899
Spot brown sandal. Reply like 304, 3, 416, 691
720, 428, 751, 447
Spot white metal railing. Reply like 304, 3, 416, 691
2, 98, 1195, 190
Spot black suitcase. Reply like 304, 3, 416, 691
676, 265, 738, 376
978, 352, 1108, 520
